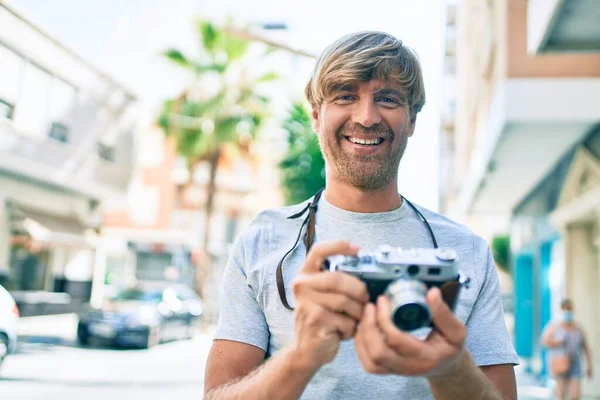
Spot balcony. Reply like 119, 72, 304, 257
528, 0, 600, 54
455, 78, 600, 217
0, 117, 133, 201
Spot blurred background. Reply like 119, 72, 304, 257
0, 0, 598, 399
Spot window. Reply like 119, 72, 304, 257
0, 98, 14, 119
48, 121, 69, 143
98, 142, 115, 161
135, 251, 173, 281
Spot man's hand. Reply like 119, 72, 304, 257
354, 287, 466, 378
291, 241, 369, 371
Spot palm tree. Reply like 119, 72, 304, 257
157, 20, 276, 298
279, 102, 326, 205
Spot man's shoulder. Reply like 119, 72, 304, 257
410, 204, 487, 247
250, 200, 311, 229
237, 199, 312, 242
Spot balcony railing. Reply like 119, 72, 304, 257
0, 117, 133, 198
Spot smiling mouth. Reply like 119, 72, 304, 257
344, 136, 384, 146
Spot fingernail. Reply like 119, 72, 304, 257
429, 287, 441, 302
349, 244, 360, 252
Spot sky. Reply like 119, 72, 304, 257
6, 0, 447, 211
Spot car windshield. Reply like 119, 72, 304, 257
112, 288, 163, 303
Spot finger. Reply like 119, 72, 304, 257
355, 304, 392, 374
299, 303, 356, 340
306, 289, 365, 321
426, 288, 466, 347
329, 310, 358, 340
293, 272, 369, 304
376, 296, 429, 357
302, 241, 360, 274
362, 302, 402, 370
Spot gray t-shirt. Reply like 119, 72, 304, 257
214, 194, 519, 399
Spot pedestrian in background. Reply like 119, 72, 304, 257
542, 299, 593, 400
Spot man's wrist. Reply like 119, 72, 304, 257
286, 345, 322, 377
426, 348, 469, 384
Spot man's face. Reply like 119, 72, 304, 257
312, 79, 416, 191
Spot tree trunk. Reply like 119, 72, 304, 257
195, 147, 220, 307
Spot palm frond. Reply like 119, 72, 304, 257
163, 48, 192, 69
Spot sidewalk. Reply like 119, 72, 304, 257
515, 363, 553, 400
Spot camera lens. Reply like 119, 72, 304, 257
385, 280, 431, 331
393, 303, 430, 331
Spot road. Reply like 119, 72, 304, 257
1, 314, 553, 400
1, 314, 212, 400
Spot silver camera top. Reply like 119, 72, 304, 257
326, 245, 459, 282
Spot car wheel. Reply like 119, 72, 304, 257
0, 333, 9, 371
77, 324, 90, 346
142, 327, 160, 349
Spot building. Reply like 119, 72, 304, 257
99, 27, 313, 319
0, 4, 137, 315
441, 0, 600, 394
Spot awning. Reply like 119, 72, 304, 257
10, 205, 98, 248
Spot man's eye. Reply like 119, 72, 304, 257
378, 97, 399, 104
336, 95, 355, 102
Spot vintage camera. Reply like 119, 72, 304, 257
324, 245, 469, 331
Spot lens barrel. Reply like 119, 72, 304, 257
385, 279, 431, 331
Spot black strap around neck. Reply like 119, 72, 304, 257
275, 189, 324, 310
275, 189, 438, 310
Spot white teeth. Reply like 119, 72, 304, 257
348, 137, 381, 145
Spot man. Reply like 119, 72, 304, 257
204, 31, 518, 399
542, 299, 593, 400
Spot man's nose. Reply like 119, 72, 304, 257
351, 99, 382, 128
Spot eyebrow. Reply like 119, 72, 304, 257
330, 83, 358, 93
372, 88, 407, 102
327, 84, 408, 103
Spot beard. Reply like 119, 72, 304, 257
319, 122, 408, 191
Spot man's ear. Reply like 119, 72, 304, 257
407, 114, 417, 137
311, 106, 320, 132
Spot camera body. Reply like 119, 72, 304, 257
324, 245, 468, 331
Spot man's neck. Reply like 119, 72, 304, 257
323, 180, 402, 213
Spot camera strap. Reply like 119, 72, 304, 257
276, 188, 438, 311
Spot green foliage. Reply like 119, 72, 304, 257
491, 235, 511, 273
157, 19, 274, 165
279, 103, 326, 205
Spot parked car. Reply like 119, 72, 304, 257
77, 282, 203, 349
0, 284, 19, 372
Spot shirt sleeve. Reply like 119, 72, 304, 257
213, 233, 270, 352
465, 240, 519, 367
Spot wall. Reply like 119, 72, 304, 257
507, 0, 600, 78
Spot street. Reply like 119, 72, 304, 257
1, 314, 553, 400
1, 314, 212, 400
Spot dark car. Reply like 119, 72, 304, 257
77, 282, 203, 349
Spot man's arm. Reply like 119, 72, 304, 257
206, 241, 369, 400
204, 340, 317, 400
428, 354, 516, 400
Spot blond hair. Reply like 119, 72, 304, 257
305, 31, 426, 117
